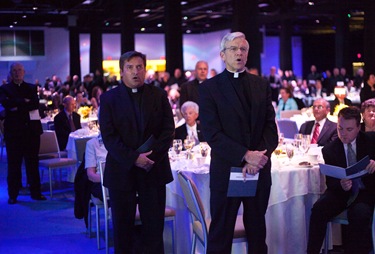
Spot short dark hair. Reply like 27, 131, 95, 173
119, 51, 146, 71
338, 106, 361, 126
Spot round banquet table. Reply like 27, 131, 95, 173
166, 152, 326, 254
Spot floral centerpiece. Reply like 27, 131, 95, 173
77, 106, 92, 119
333, 104, 348, 116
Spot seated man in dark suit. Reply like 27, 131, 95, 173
54, 95, 82, 151
307, 106, 375, 254
299, 98, 337, 146
174, 101, 205, 144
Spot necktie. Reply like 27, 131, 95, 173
311, 122, 320, 144
347, 143, 363, 205
69, 114, 76, 132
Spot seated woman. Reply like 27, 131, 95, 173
361, 98, 375, 132
174, 101, 205, 144
276, 86, 298, 119
90, 86, 103, 112
85, 133, 108, 201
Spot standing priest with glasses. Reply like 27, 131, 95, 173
199, 31, 278, 254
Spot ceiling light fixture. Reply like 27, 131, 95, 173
138, 13, 149, 18
141, 27, 146, 31
181, 1, 188, 5
82, 0, 95, 4
157, 23, 162, 27
144, 9, 150, 13
308, 1, 314, 6
258, 3, 269, 8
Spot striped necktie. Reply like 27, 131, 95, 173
311, 122, 320, 144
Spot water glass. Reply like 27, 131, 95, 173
285, 143, 294, 164
173, 139, 182, 155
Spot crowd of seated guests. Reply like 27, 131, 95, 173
268, 64, 375, 119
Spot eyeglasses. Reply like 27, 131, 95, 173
224, 46, 248, 53
312, 105, 325, 110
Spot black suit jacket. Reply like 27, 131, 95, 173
199, 70, 278, 192
174, 122, 205, 142
54, 111, 82, 150
179, 79, 200, 106
99, 83, 175, 191
299, 118, 337, 146
322, 131, 375, 200
0, 81, 42, 140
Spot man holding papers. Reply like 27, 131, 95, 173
307, 106, 375, 254
99, 51, 174, 253
199, 32, 278, 254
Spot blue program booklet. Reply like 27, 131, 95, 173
319, 155, 370, 179
136, 135, 155, 153
227, 167, 258, 197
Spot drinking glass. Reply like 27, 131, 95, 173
200, 145, 209, 157
300, 134, 311, 157
293, 133, 303, 156
183, 139, 194, 151
285, 143, 294, 164
172, 139, 182, 155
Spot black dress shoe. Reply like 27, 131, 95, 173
8, 198, 17, 204
31, 195, 47, 201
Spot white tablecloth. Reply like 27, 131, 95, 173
166, 153, 326, 254
65, 128, 99, 182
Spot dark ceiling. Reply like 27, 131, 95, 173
0, 0, 366, 35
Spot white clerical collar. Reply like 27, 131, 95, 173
132, 88, 138, 93
226, 69, 246, 78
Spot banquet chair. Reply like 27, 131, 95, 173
323, 209, 375, 254
277, 119, 299, 139
39, 130, 67, 160
280, 109, 301, 119
88, 194, 104, 249
38, 130, 77, 198
177, 171, 247, 254
74, 137, 92, 166
98, 161, 176, 254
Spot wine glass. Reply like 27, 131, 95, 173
285, 143, 294, 165
186, 135, 196, 147
200, 145, 209, 157
183, 139, 194, 151
172, 139, 182, 155
293, 134, 303, 156
300, 134, 311, 157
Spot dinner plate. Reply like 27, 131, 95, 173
295, 164, 314, 168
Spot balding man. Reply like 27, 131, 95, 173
179, 60, 208, 106
0, 62, 45, 203
54, 95, 82, 150
299, 98, 337, 146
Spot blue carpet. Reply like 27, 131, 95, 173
0, 158, 107, 254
